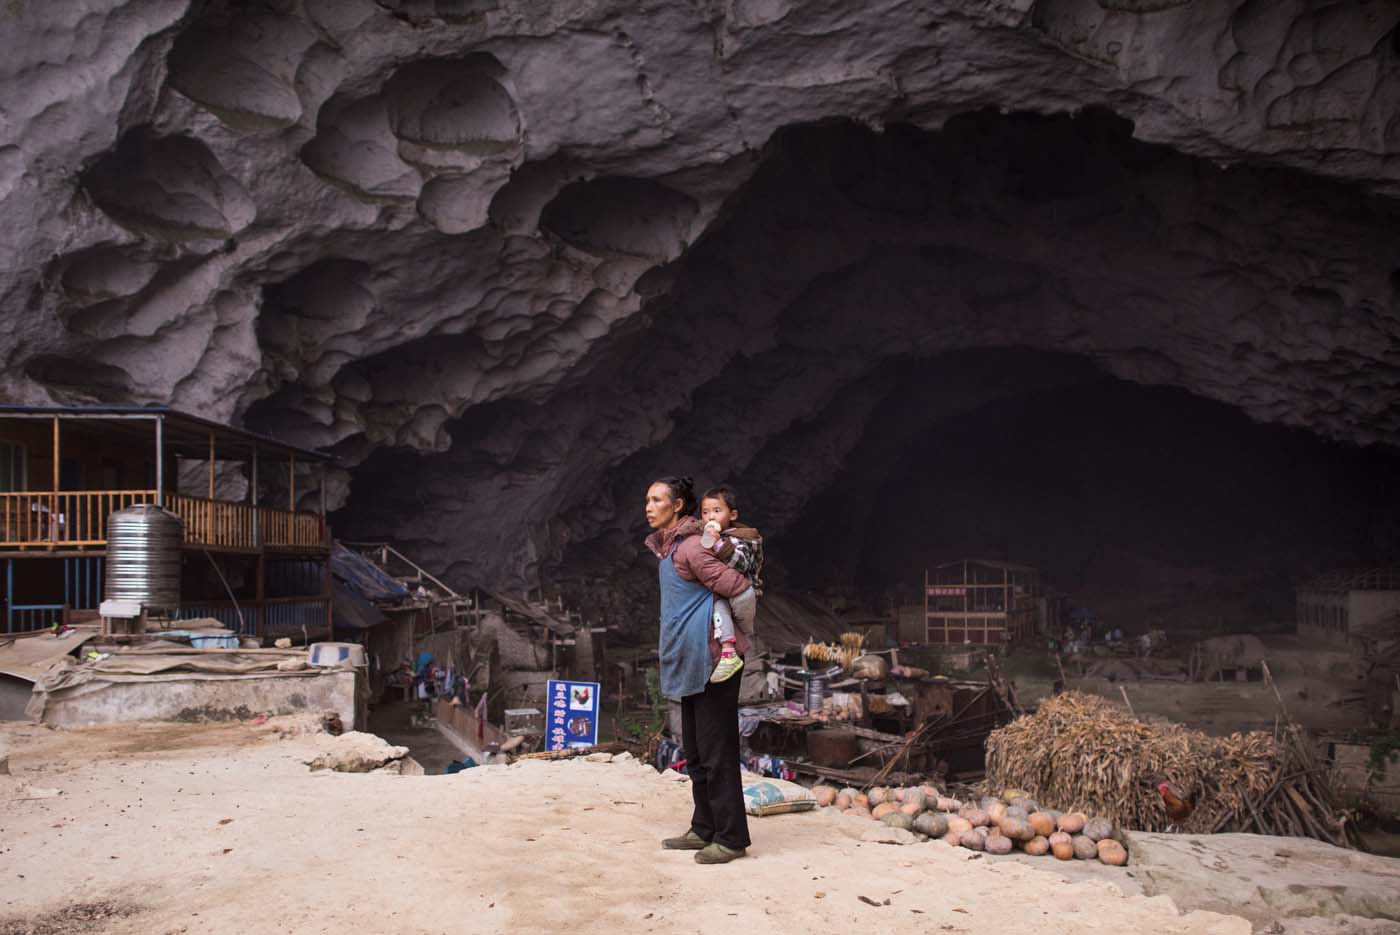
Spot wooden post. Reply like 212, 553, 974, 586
325, 549, 333, 640
251, 446, 259, 547
319, 463, 327, 518
289, 453, 296, 511
50, 415, 59, 543
256, 552, 265, 640
154, 415, 164, 506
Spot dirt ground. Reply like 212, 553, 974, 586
1011, 637, 1371, 738
0, 719, 1252, 935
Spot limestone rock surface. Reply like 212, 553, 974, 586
1, 0, 1398, 594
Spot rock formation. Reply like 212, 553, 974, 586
1, 0, 1398, 618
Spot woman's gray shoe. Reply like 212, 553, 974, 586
694, 843, 746, 864
662, 830, 709, 850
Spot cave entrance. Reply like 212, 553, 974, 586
763, 346, 1400, 648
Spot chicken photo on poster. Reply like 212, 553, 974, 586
569, 685, 592, 710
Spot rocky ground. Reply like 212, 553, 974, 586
2, 719, 1399, 935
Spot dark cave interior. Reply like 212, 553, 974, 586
326, 109, 1400, 639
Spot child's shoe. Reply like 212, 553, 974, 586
710, 650, 743, 683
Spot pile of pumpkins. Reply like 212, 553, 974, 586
812, 784, 1129, 866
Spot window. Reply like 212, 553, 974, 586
0, 441, 26, 492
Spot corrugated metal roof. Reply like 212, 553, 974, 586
1297, 567, 1400, 593
0, 404, 334, 463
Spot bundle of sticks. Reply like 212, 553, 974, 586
985, 692, 1356, 847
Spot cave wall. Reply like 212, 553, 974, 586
1, 0, 1399, 613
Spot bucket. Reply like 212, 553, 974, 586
308, 642, 367, 667
804, 674, 828, 713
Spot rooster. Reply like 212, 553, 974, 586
1156, 781, 1194, 832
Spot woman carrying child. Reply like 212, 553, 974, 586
643, 475, 752, 864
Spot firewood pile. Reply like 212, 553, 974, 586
985, 692, 1356, 847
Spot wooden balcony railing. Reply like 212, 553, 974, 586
255, 505, 326, 550
0, 490, 159, 547
0, 490, 326, 552
165, 493, 255, 549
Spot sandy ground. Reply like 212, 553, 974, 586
0, 719, 1254, 935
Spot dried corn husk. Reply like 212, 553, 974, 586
985, 692, 1352, 845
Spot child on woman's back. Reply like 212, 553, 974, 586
698, 485, 762, 683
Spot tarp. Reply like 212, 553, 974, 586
333, 583, 387, 631
332, 543, 409, 603
24, 648, 311, 721
0, 626, 100, 681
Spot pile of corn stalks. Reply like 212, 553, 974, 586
802, 632, 866, 671
985, 692, 1355, 846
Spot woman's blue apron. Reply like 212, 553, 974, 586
658, 544, 714, 700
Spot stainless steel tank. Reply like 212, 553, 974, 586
104, 504, 183, 610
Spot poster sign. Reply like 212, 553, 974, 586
546, 679, 601, 750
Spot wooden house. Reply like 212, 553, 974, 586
1296, 567, 1400, 650
911, 559, 1042, 645
0, 405, 333, 641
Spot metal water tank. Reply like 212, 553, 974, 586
104, 504, 183, 610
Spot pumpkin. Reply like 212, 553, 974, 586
937, 797, 962, 813
1097, 839, 1129, 867
979, 795, 1002, 812
984, 833, 1013, 856
1071, 834, 1097, 860
947, 816, 973, 835
854, 793, 870, 810
1028, 812, 1056, 837
986, 802, 1009, 824
813, 785, 838, 808
941, 831, 962, 846
900, 800, 923, 817
958, 830, 985, 851
1023, 835, 1050, 856
913, 813, 949, 838
920, 783, 940, 801
872, 802, 899, 820
1005, 805, 1029, 820
1052, 840, 1075, 860
1057, 812, 1087, 834
962, 808, 990, 828
882, 812, 915, 831
1083, 817, 1115, 842
893, 786, 906, 803
998, 817, 1034, 842
834, 792, 853, 810
868, 787, 889, 807
902, 788, 926, 811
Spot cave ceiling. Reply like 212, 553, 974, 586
1, 0, 1399, 590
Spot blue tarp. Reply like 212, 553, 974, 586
332, 583, 386, 631
331, 544, 409, 603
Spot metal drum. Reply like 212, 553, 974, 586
804, 673, 828, 714
104, 504, 183, 611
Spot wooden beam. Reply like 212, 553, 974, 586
289, 452, 296, 510
50, 416, 59, 544
207, 431, 215, 501
154, 416, 164, 505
